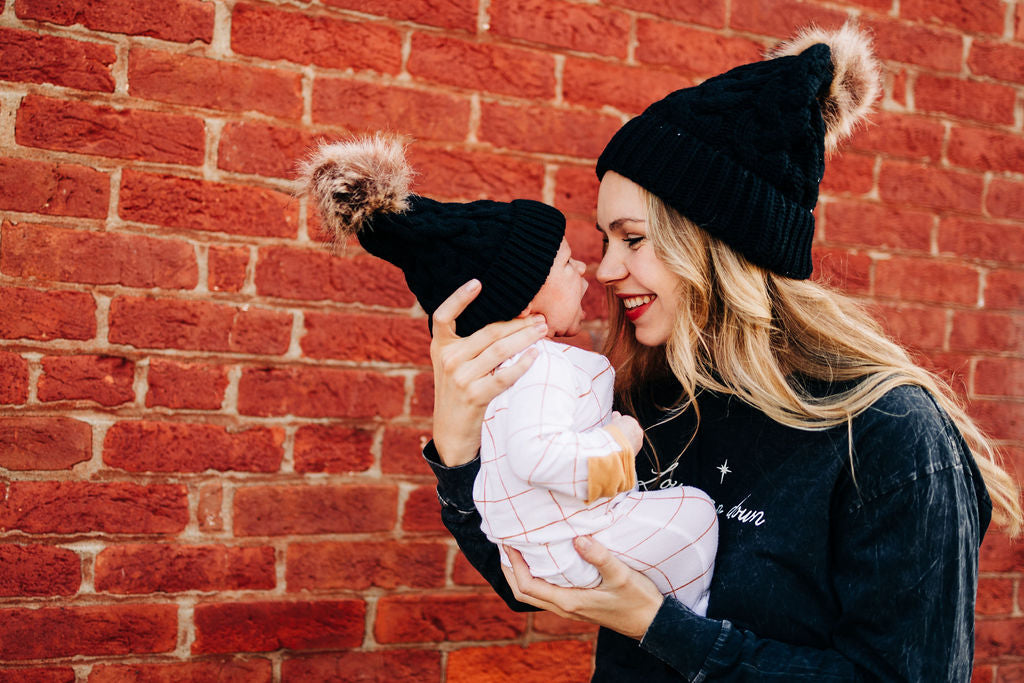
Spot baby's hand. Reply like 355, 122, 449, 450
608, 411, 643, 454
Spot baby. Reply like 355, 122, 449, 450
301, 135, 718, 613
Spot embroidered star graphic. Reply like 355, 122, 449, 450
717, 460, 731, 484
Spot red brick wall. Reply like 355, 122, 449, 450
0, 0, 1021, 680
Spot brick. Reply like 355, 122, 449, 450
238, 366, 404, 418
0, 27, 115, 92
286, 541, 446, 591
15, 0, 214, 42
408, 33, 555, 100
875, 257, 979, 306
938, 218, 1024, 265
950, 311, 1024, 353
820, 152, 874, 196
986, 269, 1024, 310
293, 425, 374, 474
0, 284, 95, 344
567, 217, 603, 266
408, 146, 546, 202
635, 21, 763, 75
899, 0, 1004, 36
971, 400, 1024, 441
555, 165, 599, 217
453, 552, 488, 586
563, 56, 689, 113
198, 482, 224, 532
581, 272, 609, 321
1018, 3, 1024, 41
980, 532, 1024, 572
533, 611, 600, 636
129, 48, 302, 119
988, 179, 1024, 221
0, 669, 74, 683
975, 358, 1024, 397
0, 604, 177, 659
0, 417, 91, 470
860, 17, 962, 73
89, 660, 272, 683
120, 170, 297, 238
889, 67, 908, 108
479, 102, 621, 159
193, 600, 365, 654
0, 481, 188, 534
728, 0, 847, 38
302, 312, 431, 364
810, 247, 871, 295
847, 112, 944, 162
0, 352, 28, 404
411, 372, 434, 417
313, 78, 471, 143
869, 304, 946, 351
950, 126, 1024, 175
208, 246, 249, 293
402, 484, 446, 532
109, 296, 292, 355
38, 355, 135, 406
447, 640, 594, 682
913, 351, 971, 392
146, 359, 228, 409
256, 245, 416, 307
323, 0, 474, 30
0, 157, 108, 218
16, 95, 204, 166
489, 0, 630, 58
1, 222, 197, 289
218, 122, 316, 180
604, 0, 724, 27
231, 3, 401, 74
104, 421, 284, 473
375, 593, 526, 643
95, 544, 275, 594
975, 618, 1024, 659
0, 544, 80, 596
969, 40, 1024, 84
233, 484, 398, 535
381, 426, 432, 475
996, 664, 1024, 682
282, 650, 440, 683
914, 75, 1015, 126
823, 201, 931, 252
878, 161, 983, 214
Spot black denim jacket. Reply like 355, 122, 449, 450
425, 382, 992, 682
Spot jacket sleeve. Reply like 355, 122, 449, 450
639, 396, 988, 681
497, 348, 635, 502
423, 440, 539, 612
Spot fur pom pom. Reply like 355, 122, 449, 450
769, 23, 881, 152
297, 134, 413, 250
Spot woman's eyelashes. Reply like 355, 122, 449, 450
624, 234, 645, 249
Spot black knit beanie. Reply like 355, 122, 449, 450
597, 24, 880, 279
299, 136, 565, 336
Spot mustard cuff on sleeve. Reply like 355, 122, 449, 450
585, 426, 638, 503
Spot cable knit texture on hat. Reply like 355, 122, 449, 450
298, 135, 565, 336
597, 24, 880, 279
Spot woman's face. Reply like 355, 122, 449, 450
595, 171, 682, 347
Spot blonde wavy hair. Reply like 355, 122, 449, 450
603, 190, 1022, 537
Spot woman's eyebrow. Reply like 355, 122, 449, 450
596, 217, 645, 233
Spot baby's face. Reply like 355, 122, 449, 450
529, 238, 588, 337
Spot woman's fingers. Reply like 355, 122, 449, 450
502, 546, 577, 619
431, 279, 481, 339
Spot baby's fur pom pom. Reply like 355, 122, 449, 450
297, 134, 413, 251
769, 23, 881, 152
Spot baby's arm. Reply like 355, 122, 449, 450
499, 349, 638, 502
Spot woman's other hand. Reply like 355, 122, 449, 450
501, 537, 664, 640
431, 279, 548, 466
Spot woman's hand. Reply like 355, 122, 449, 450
501, 537, 664, 640
431, 279, 548, 467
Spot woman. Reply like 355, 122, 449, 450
422, 24, 1022, 681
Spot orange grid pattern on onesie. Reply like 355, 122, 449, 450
474, 338, 718, 614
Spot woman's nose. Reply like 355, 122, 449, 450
596, 250, 625, 285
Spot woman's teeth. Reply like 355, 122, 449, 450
623, 295, 654, 310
